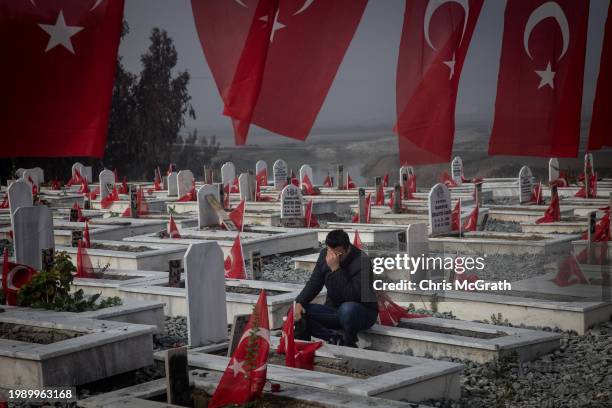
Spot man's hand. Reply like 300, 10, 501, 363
326, 249, 341, 272
294, 303, 305, 322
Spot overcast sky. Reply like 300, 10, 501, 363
119, 0, 610, 145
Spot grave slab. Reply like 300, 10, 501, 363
428, 232, 578, 255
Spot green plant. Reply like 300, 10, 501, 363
488, 313, 511, 327
17, 252, 122, 312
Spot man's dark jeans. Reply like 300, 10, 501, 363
298, 302, 378, 347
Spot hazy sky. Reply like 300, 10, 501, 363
120, 0, 610, 145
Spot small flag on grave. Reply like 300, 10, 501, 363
323, 174, 333, 187
101, 186, 119, 209
225, 235, 246, 279
76, 241, 94, 278
553, 253, 589, 287
256, 167, 268, 187
581, 210, 610, 241
376, 292, 427, 326
229, 200, 245, 232
531, 182, 544, 205
83, 222, 91, 248
301, 174, 319, 196
345, 174, 356, 189
383, 174, 389, 188
441, 171, 457, 188
208, 290, 270, 408
463, 205, 479, 232
2, 248, 37, 306
375, 181, 385, 206
536, 193, 561, 224
231, 177, 240, 193
353, 230, 363, 249
168, 215, 181, 239
277, 305, 322, 370
451, 200, 461, 231
304, 200, 319, 228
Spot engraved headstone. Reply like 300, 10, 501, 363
518, 166, 533, 204
177, 170, 195, 198
98, 169, 115, 200
239, 172, 254, 202
428, 183, 452, 236
548, 158, 560, 183
255, 160, 268, 184
451, 156, 463, 186
273, 159, 288, 191
197, 184, 220, 228
13, 206, 54, 270
280, 184, 304, 227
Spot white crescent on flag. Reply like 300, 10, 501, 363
424, 0, 470, 51
523, 1, 569, 61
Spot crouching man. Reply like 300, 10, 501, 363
294, 229, 378, 347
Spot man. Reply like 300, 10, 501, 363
294, 229, 378, 347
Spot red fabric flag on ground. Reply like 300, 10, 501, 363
76, 241, 94, 278
376, 292, 427, 326
83, 222, 91, 248
0, 0, 125, 157
256, 167, 268, 187
209, 289, 270, 408
396, 0, 484, 164
225, 235, 246, 279
536, 192, 561, 223
229, 199, 246, 232
489, 0, 589, 157
2, 248, 37, 306
553, 252, 588, 287
323, 175, 333, 188
177, 186, 197, 202
101, 186, 119, 209
375, 183, 385, 206
441, 172, 457, 188
581, 210, 610, 241
168, 215, 181, 239
383, 174, 389, 188
304, 200, 319, 228
0, 194, 8, 209
192, 0, 367, 145
345, 174, 356, 190
575, 173, 598, 198
353, 230, 363, 250
301, 174, 319, 195
451, 200, 461, 231
588, 1, 612, 150
277, 306, 322, 370
462, 205, 479, 231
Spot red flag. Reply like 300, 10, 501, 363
441, 171, 457, 188
0, 0, 125, 157
136, 187, 149, 215
2, 248, 37, 306
462, 205, 479, 231
192, 0, 367, 145
27, 176, 38, 196
72, 202, 88, 222
588, 2, 612, 150
488, 0, 589, 157
67, 168, 82, 187
0, 194, 8, 209
230, 177, 240, 194
345, 174, 356, 189
382, 174, 389, 188
225, 235, 246, 279
323, 175, 333, 188
168, 215, 181, 239
376, 292, 427, 326
51, 179, 61, 190
387, 191, 395, 209
154, 167, 162, 191
536, 192, 561, 223
553, 252, 588, 287
177, 186, 197, 202
256, 167, 268, 187
353, 230, 363, 249
351, 193, 371, 224
575, 173, 597, 198
581, 212, 611, 242
277, 306, 322, 370
76, 241, 94, 278
451, 200, 461, 231
119, 177, 128, 195
83, 221, 91, 248
304, 200, 319, 228
396, 0, 484, 164
229, 199, 246, 232
531, 182, 544, 204
301, 174, 319, 195
78, 177, 89, 195
101, 186, 119, 209
375, 182, 385, 206
209, 290, 270, 408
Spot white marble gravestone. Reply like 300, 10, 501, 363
167, 172, 178, 196
548, 158, 559, 183
177, 170, 195, 198
15, 168, 25, 179
406, 223, 429, 281
31, 167, 44, 185
399, 166, 414, 185
13, 206, 54, 270
518, 166, 533, 204
98, 169, 115, 200
72, 162, 92, 183
21, 169, 38, 189
8, 180, 33, 227
255, 160, 267, 183
197, 184, 220, 228
280, 184, 303, 220
428, 183, 452, 235
451, 157, 463, 186
273, 159, 288, 191
221, 162, 236, 188
238, 173, 254, 202
299, 164, 313, 189
184, 242, 227, 347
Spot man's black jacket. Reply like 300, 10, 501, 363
295, 245, 378, 311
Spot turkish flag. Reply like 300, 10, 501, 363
375, 183, 384, 206
489, 0, 589, 157
301, 174, 318, 196
352, 230, 363, 250
0, 0, 124, 157
553, 252, 588, 287
277, 306, 322, 370
451, 200, 461, 231
536, 192, 561, 224
382, 174, 389, 188
581, 211, 610, 242
168, 215, 181, 239
225, 234, 246, 279
76, 241, 94, 278
323, 175, 333, 188
209, 290, 270, 408
83, 221, 91, 248
2, 248, 37, 306
256, 167, 268, 187
588, 2, 612, 150
462, 204, 479, 231
229, 199, 246, 232
192, 0, 367, 144
395, 0, 483, 164
304, 199, 319, 228
376, 292, 427, 326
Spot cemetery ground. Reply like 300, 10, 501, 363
1, 158, 611, 407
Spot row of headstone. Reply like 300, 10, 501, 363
177, 170, 194, 198
518, 166, 533, 204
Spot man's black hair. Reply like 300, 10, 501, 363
325, 229, 351, 249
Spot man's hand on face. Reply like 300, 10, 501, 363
326, 248, 341, 272
294, 302, 305, 321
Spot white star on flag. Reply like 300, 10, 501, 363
535, 61, 556, 89
230, 358, 246, 377
259, 9, 285, 43
443, 53, 457, 79
38, 10, 84, 54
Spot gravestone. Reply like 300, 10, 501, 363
8, 180, 33, 227
167, 172, 178, 196
336, 164, 344, 190
197, 184, 220, 228
15, 168, 25, 179
399, 166, 414, 186
98, 169, 115, 200
587, 211, 597, 264
221, 162, 236, 188
548, 158, 559, 183
164, 347, 190, 406
273, 159, 288, 191
227, 314, 250, 356
22, 169, 39, 189
177, 170, 195, 198
256, 160, 268, 183
203, 166, 213, 184
31, 167, 44, 185
168, 259, 182, 288
451, 157, 463, 186
238, 172, 255, 202
428, 183, 452, 236
184, 242, 227, 347
358, 188, 366, 223
518, 166, 533, 204
72, 162, 93, 183
406, 224, 429, 281
584, 153, 593, 198
299, 164, 313, 189
280, 184, 304, 227
13, 206, 55, 270
474, 182, 483, 207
